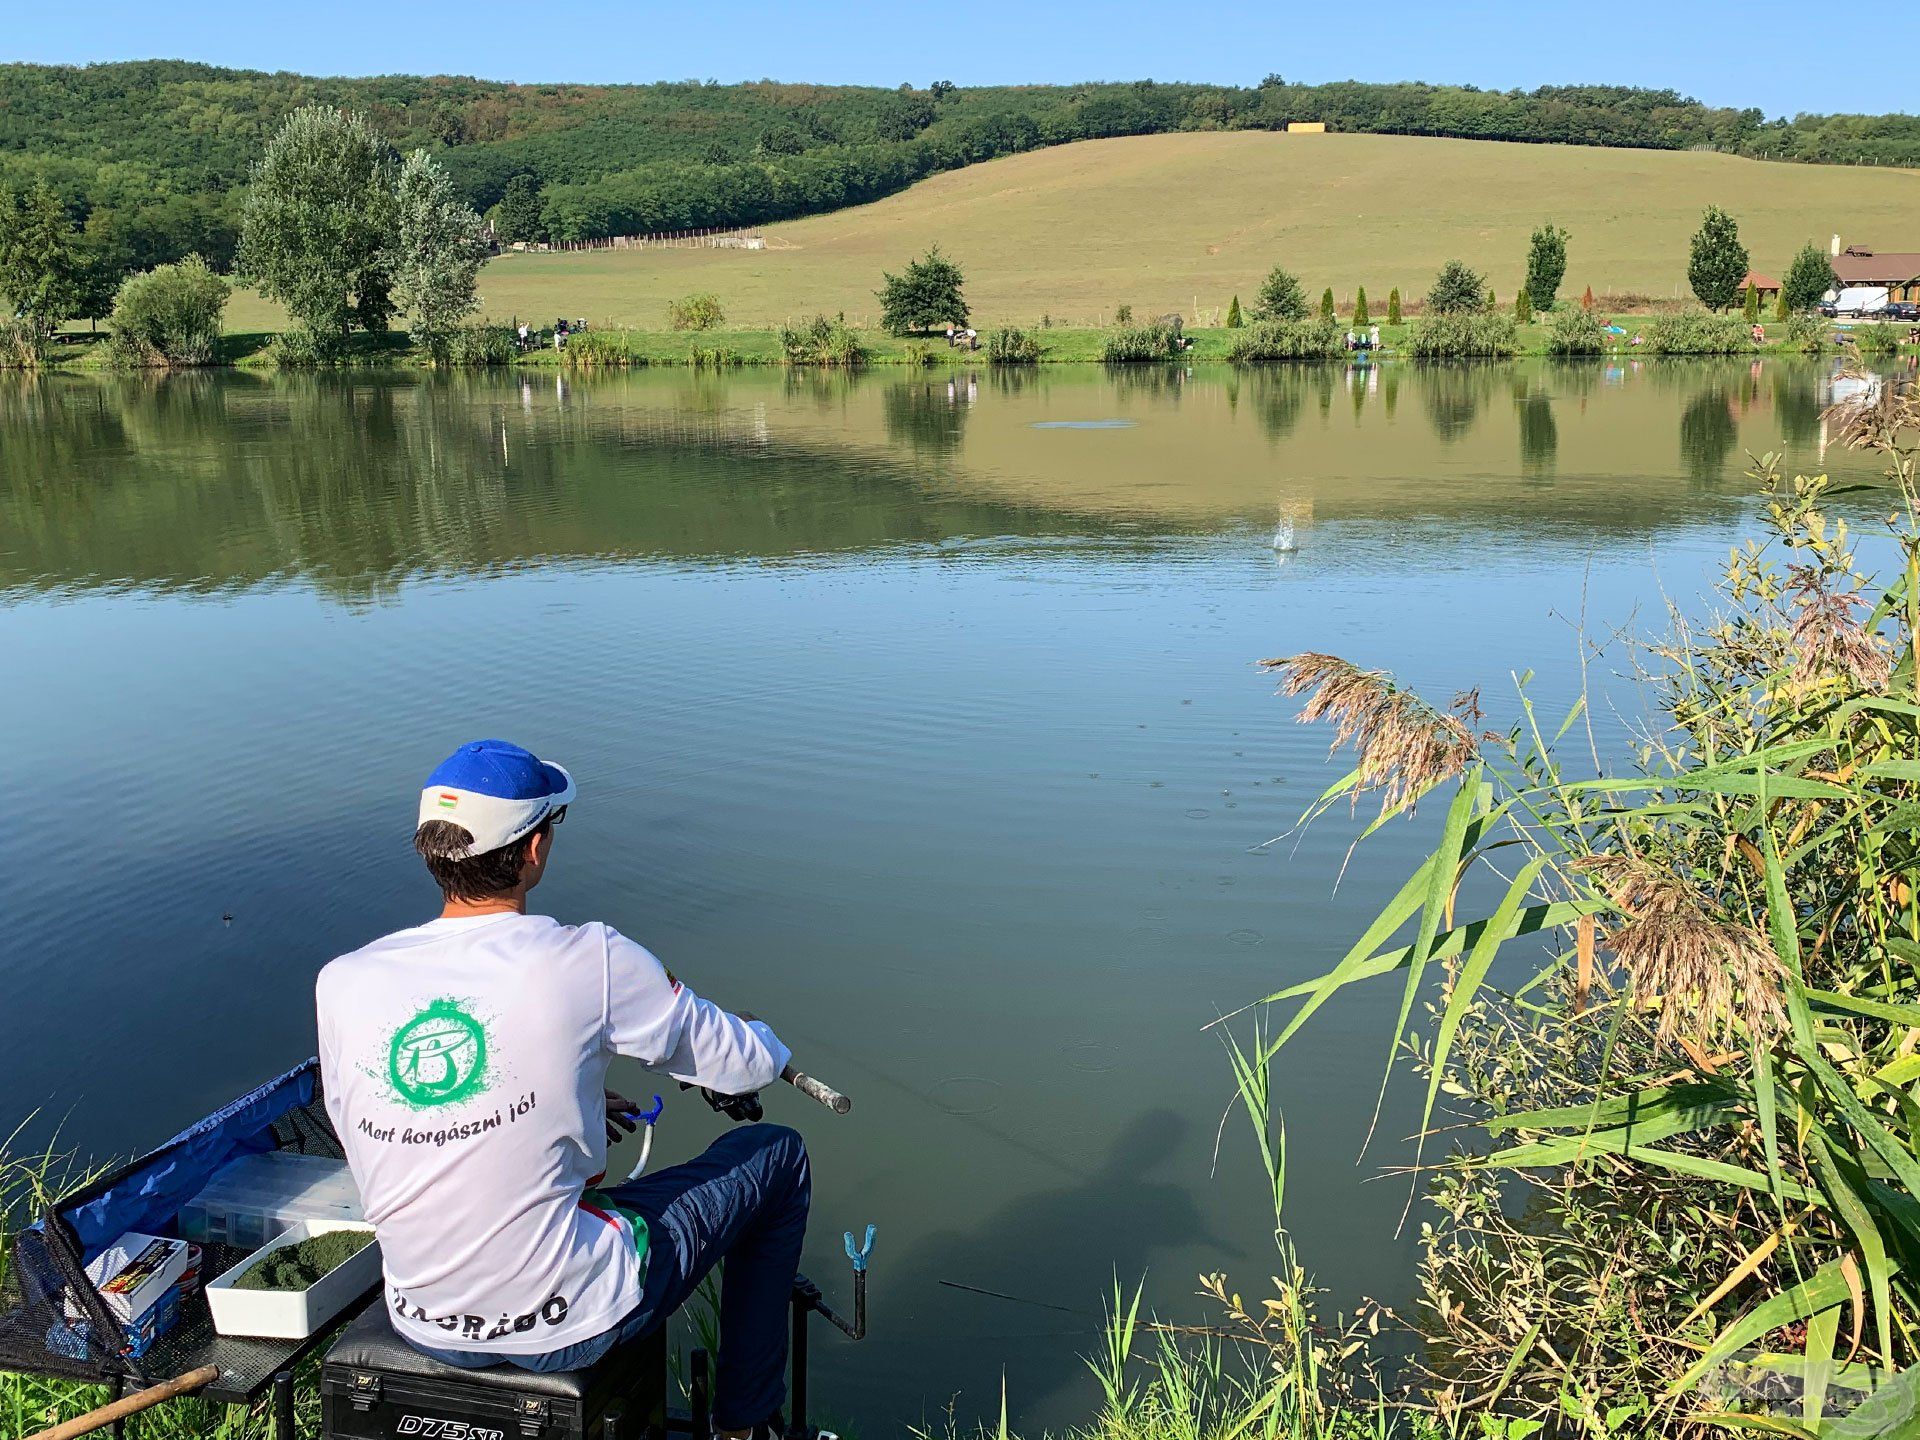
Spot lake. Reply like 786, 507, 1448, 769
0, 358, 1901, 1430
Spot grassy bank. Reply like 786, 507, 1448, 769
21, 316, 1916, 372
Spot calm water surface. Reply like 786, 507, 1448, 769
0, 360, 1901, 1429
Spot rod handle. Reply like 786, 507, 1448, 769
783, 1065, 852, 1114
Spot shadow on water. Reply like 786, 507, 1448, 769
850, 1107, 1236, 1429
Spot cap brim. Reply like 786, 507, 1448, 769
542, 762, 577, 808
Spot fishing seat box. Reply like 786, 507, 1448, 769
321, 1304, 666, 1440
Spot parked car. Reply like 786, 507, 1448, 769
1880, 301, 1920, 322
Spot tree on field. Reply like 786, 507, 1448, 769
1524, 222, 1569, 311
1687, 205, 1748, 312
0, 180, 82, 340
1775, 290, 1791, 322
1581, 284, 1595, 312
494, 175, 546, 245
1515, 284, 1532, 322
877, 245, 968, 334
1783, 242, 1838, 312
1742, 282, 1760, 322
1318, 287, 1336, 322
1352, 287, 1369, 326
238, 105, 398, 347
1251, 266, 1307, 322
1426, 259, 1486, 315
390, 148, 490, 361
1387, 288, 1402, 325
929, 80, 956, 101
1225, 295, 1242, 328
1114, 302, 1133, 324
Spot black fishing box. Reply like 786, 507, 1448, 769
321, 1303, 667, 1440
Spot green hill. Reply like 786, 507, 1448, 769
6, 59, 1920, 291
222, 131, 1920, 331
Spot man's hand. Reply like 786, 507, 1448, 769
605, 1090, 642, 1146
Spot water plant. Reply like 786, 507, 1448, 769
1407, 312, 1518, 358
985, 327, 1043, 364
1101, 322, 1185, 363
1643, 309, 1753, 354
779, 314, 867, 366
1247, 379, 1920, 1427
1544, 307, 1606, 356
1226, 318, 1341, 363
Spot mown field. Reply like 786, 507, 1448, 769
221, 130, 1920, 333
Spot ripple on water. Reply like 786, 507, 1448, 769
1064, 1042, 1120, 1073
928, 1076, 1004, 1115
1185, 808, 1211, 819
1227, 928, 1265, 947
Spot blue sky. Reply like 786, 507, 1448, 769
9, 0, 1912, 117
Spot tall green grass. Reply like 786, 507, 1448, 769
1250, 376, 1920, 1428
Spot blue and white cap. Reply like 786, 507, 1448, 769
417, 740, 577, 856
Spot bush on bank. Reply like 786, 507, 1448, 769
1408, 311, 1519, 358
106, 256, 230, 367
1545, 306, 1606, 356
1643, 309, 1753, 354
1226, 317, 1341, 362
985, 326, 1043, 363
1101, 320, 1185, 362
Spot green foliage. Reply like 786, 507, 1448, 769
1776, 289, 1791, 321
1255, 405, 1920, 1421
1224, 294, 1241, 328
1407, 310, 1518, 356
1317, 286, 1335, 322
1101, 321, 1185, 362
391, 148, 489, 361
1387, 287, 1402, 325
0, 317, 45, 368
265, 327, 326, 367
1113, 302, 1133, 324
0, 179, 81, 339
1784, 240, 1839, 312
1524, 221, 1569, 310
1351, 287, 1369, 326
1225, 317, 1341, 362
1742, 281, 1761, 321
1643, 309, 1755, 353
1426, 258, 1487, 315
778, 313, 866, 365
559, 330, 638, 368
666, 292, 725, 331
238, 105, 397, 351
1780, 312, 1825, 352
984, 326, 1042, 363
1514, 283, 1532, 321
1544, 306, 1606, 356
1854, 321, 1900, 355
1687, 203, 1749, 311
1251, 266, 1307, 323
876, 244, 967, 335
492, 173, 546, 244
106, 255, 229, 366
446, 322, 516, 366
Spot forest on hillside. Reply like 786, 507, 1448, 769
6, 61, 1920, 279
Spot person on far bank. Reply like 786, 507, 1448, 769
316, 739, 808, 1440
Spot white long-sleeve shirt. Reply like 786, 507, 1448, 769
316, 913, 789, 1355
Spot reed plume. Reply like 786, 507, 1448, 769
1262, 653, 1478, 813
1582, 854, 1785, 1044
1784, 565, 1892, 690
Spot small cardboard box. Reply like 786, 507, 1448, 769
206, 1219, 380, 1339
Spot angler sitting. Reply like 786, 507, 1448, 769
317, 739, 808, 1440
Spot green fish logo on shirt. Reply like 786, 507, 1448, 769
387, 998, 490, 1108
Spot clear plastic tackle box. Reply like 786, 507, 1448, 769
176, 1151, 363, 1250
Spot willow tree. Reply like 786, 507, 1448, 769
391, 149, 489, 361
238, 105, 397, 349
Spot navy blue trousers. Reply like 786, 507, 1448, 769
411, 1124, 812, 1431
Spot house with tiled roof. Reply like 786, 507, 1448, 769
1831, 243, 1920, 303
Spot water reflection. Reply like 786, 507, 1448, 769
2, 361, 1901, 605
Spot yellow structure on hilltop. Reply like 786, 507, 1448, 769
1285, 122, 1327, 134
